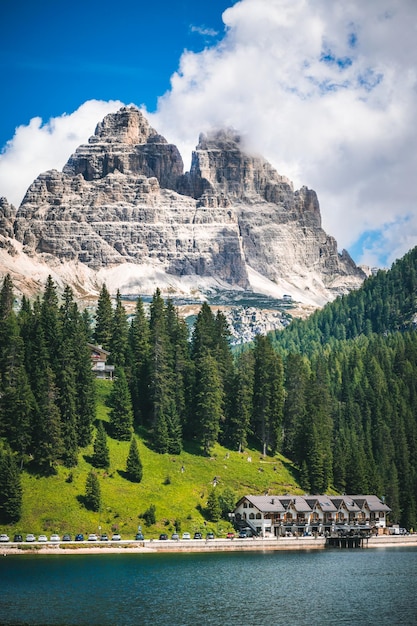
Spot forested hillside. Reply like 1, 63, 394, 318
1, 246, 417, 532
273, 247, 417, 529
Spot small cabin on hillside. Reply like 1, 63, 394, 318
88, 344, 114, 380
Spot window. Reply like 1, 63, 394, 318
243, 503, 248, 508
256, 513, 261, 519
249, 513, 255, 520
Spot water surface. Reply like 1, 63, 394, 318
0, 547, 416, 625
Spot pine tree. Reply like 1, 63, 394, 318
74, 318, 96, 447
0, 274, 15, 370
166, 402, 183, 455
126, 436, 143, 482
84, 470, 101, 512
154, 410, 169, 454
149, 289, 174, 432
109, 290, 129, 367
35, 366, 62, 474
128, 296, 151, 425
252, 334, 284, 455
0, 273, 14, 319
41, 275, 62, 371
108, 368, 133, 440
57, 337, 79, 468
0, 447, 23, 522
194, 353, 223, 455
0, 332, 35, 460
94, 284, 113, 350
226, 350, 254, 451
91, 421, 110, 469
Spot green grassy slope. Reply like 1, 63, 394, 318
4, 381, 302, 539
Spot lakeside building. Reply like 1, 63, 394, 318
233, 494, 391, 538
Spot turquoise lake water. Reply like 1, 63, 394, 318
0, 547, 416, 625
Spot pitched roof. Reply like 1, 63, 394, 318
349, 495, 391, 512
241, 495, 286, 513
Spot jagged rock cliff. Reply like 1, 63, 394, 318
1, 106, 365, 305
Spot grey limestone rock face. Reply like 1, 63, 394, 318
6, 106, 365, 298
63, 106, 184, 191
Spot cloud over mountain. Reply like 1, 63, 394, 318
0, 0, 416, 268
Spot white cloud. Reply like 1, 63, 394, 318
1, 0, 416, 268
149, 0, 417, 267
0, 100, 124, 207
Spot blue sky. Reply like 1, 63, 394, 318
0, 0, 231, 147
1, 0, 416, 270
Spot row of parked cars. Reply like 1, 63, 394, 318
0, 532, 133, 543
158, 532, 220, 540
1, 530, 250, 542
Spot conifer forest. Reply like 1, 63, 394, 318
1, 246, 417, 529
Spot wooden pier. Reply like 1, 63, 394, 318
326, 535, 369, 549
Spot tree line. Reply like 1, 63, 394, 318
1, 248, 417, 530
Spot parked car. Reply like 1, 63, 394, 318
62, 534, 72, 541
0, 534, 10, 542
100, 534, 109, 541
238, 531, 248, 538
226, 532, 235, 539
25, 534, 36, 542
13, 534, 23, 542
50, 534, 61, 542
171, 533, 180, 540
159, 533, 168, 540
135, 532, 144, 541
111, 533, 121, 541
206, 532, 215, 540
182, 532, 191, 540
38, 534, 48, 542
193, 532, 203, 539
87, 534, 98, 541
75, 534, 84, 541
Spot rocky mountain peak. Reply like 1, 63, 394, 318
62, 106, 184, 190
0, 107, 366, 305
93, 106, 161, 145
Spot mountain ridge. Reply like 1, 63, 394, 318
0, 106, 365, 306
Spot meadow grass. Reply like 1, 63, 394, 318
6, 380, 302, 539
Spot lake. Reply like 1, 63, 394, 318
0, 547, 416, 625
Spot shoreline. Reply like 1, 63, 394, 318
2, 535, 417, 555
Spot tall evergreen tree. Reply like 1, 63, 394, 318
109, 290, 129, 367
128, 296, 151, 425
73, 318, 96, 447
91, 421, 110, 469
41, 275, 61, 371
0, 446, 23, 523
93, 284, 113, 350
0, 331, 35, 461
194, 353, 223, 454
84, 470, 101, 512
148, 289, 174, 434
126, 436, 143, 482
0, 273, 14, 319
108, 367, 133, 440
282, 353, 310, 462
34, 366, 62, 474
226, 349, 254, 451
0, 274, 15, 370
252, 335, 284, 455
165, 401, 183, 455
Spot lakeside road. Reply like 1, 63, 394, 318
1, 534, 417, 555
